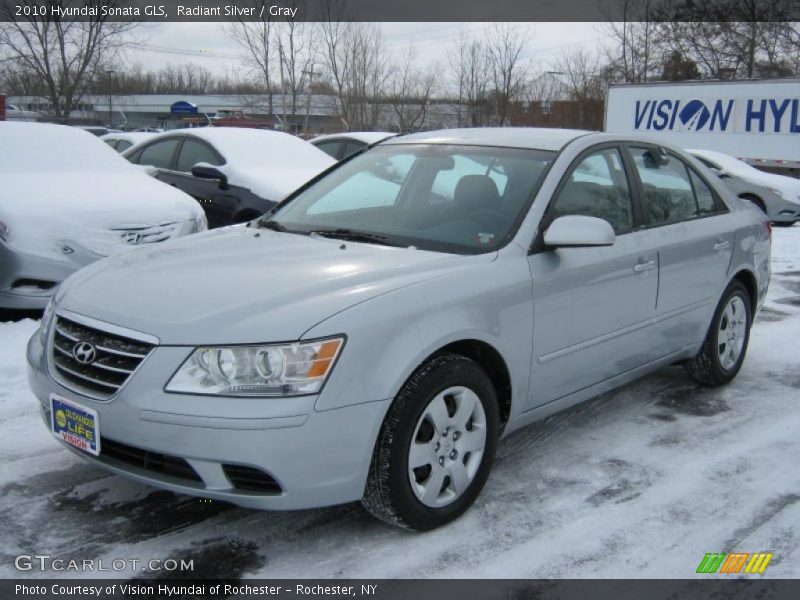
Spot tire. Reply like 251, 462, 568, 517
772, 221, 795, 228
362, 354, 500, 531
684, 280, 752, 387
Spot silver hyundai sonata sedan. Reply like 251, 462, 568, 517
27, 128, 771, 530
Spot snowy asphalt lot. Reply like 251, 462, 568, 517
1, 227, 799, 580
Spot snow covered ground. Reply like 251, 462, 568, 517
1, 226, 799, 580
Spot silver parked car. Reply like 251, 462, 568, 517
27, 128, 771, 530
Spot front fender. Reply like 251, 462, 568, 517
304, 255, 534, 420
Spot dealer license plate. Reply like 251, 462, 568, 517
50, 394, 101, 456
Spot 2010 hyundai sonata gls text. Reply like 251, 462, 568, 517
27, 128, 771, 530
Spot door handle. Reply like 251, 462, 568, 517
714, 240, 730, 252
633, 260, 656, 273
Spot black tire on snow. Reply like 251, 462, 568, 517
684, 280, 752, 387
361, 353, 500, 531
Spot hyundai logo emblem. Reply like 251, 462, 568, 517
72, 341, 97, 365
122, 231, 143, 244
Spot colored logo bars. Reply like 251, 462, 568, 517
696, 552, 773, 574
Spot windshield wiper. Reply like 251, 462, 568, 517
309, 228, 406, 247
258, 219, 288, 232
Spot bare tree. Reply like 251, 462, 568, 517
603, 0, 659, 83
319, 2, 387, 131
448, 32, 490, 127
554, 49, 607, 129
386, 46, 439, 132
274, 5, 315, 123
224, 1, 277, 114
0, 1, 138, 119
485, 24, 531, 125
655, 0, 799, 79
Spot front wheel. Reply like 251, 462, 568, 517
362, 354, 500, 530
684, 280, 752, 386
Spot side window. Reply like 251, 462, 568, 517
103, 139, 118, 150
177, 140, 222, 173
631, 148, 712, 225
551, 148, 634, 234
116, 140, 133, 152
314, 140, 343, 159
341, 141, 366, 159
689, 169, 718, 215
137, 139, 180, 170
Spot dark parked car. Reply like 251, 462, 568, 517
124, 128, 334, 228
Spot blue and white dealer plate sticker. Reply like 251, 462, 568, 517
50, 394, 101, 456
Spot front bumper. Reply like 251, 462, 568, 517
26, 327, 390, 510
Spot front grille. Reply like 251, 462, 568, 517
50, 316, 153, 399
222, 464, 282, 494
101, 437, 202, 484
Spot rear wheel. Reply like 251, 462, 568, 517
684, 280, 751, 386
362, 354, 499, 530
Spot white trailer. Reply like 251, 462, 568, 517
605, 78, 800, 172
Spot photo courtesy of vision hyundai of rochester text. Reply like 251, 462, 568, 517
26, 128, 770, 530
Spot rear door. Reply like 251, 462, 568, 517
626, 145, 734, 355
527, 145, 659, 408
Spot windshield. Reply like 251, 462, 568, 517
267, 144, 554, 254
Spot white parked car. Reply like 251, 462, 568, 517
688, 149, 800, 225
0, 122, 206, 309
101, 132, 155, 153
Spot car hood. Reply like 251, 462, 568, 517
58, 227, 494, 345
1, 172, 204, 258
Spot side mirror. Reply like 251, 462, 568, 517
543, 215, 616, 248
192, 163, 228, 189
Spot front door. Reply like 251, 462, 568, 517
527, 146, 659, 409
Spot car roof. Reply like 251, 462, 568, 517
382, 127, 593, 151
311, 131, 396, 145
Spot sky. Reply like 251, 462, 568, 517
134, 22, 605, 77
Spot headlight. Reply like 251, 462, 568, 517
165, 337, 345, 396
39, 297, 56, 344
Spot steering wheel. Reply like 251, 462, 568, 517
469, 209, 513, 234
